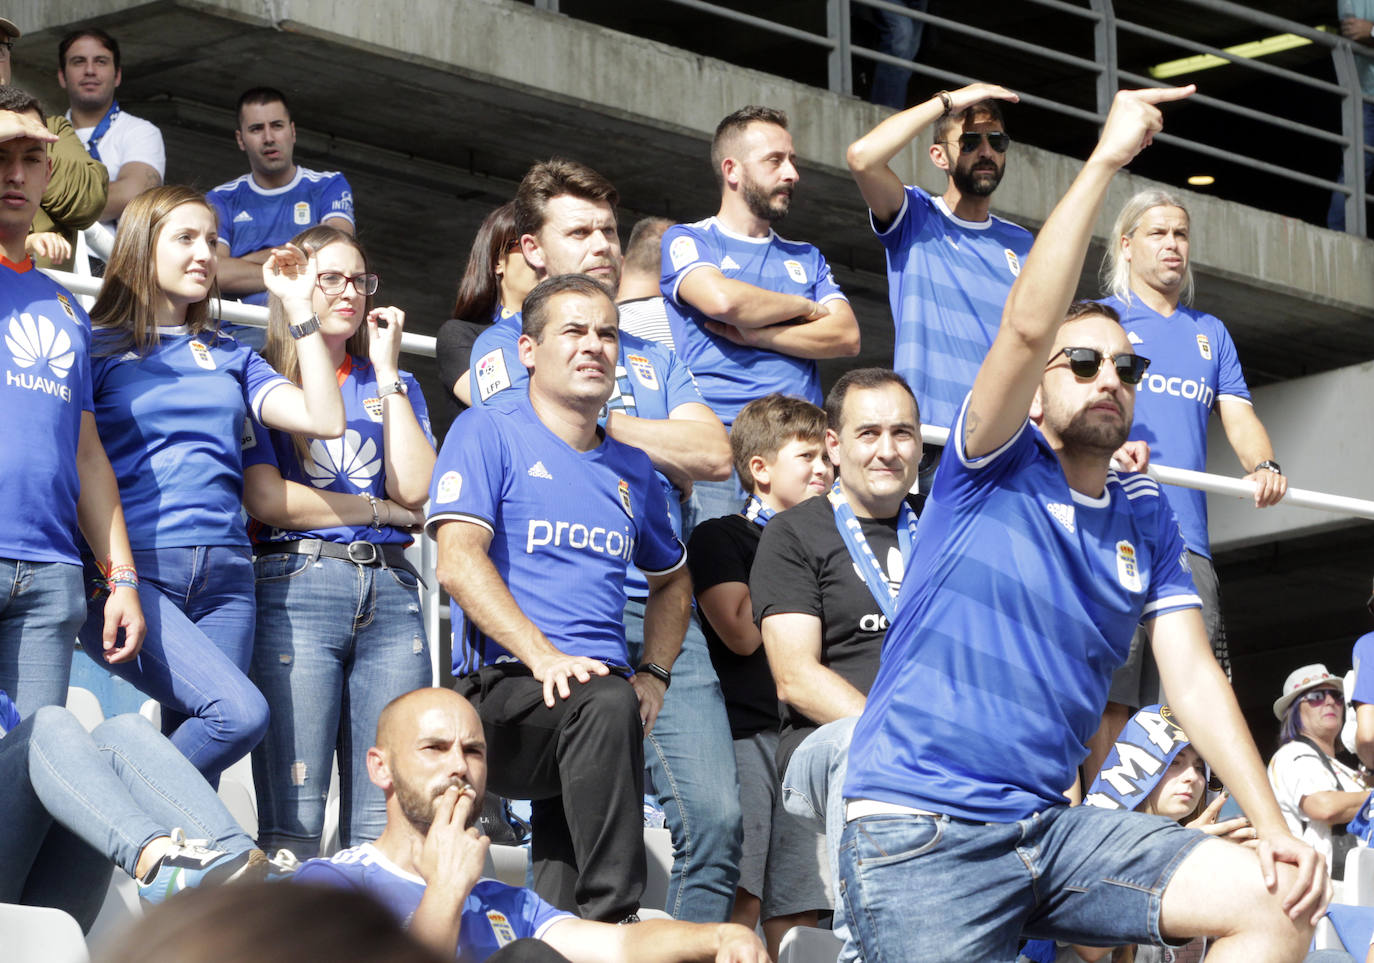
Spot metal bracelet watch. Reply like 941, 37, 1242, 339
288, 314, 321, 340
1253, 460, 1282, 475
636, 662, 671, 689
378, 379, 408, 398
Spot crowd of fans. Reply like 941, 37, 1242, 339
2, 17, 1374, 963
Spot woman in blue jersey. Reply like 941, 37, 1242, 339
78, 185, 346, 783
434, 201, 537, 410
243, 225, 436, 859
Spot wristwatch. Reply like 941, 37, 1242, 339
1254, 460, 1282, 475
378, 379, 408, 398
288, 314, 321, 340
637, 662, 671, 690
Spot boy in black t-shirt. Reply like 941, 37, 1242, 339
687, 393, 830, 958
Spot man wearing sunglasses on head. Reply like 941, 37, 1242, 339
1086, 190, 1287, 780
846, 82, 1033, 443
839, 86, 1328, 961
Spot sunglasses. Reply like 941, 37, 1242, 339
948, 131, 1011, 154
1048, 347, 1151, 385
1300, 689, 1344, 707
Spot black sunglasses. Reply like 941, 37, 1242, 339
948, 131, 1010, 154
1049, 347, 1151, 385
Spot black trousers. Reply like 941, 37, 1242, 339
458, 665, 646, 922
490, 938, 571, 962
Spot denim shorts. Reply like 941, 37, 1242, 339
838, 802, 1206, 962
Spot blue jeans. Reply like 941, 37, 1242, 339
869, 0, 929, 109
691, 475, 746, 527
623, 597, 742, 922
0, 707, 255, 930
1328, 101, 1374, 231
0, 558, 83, 716
783, 716, 858, 961
250, 551, 432, 858
839, 804, 1205, 962
79, 546, 269, 782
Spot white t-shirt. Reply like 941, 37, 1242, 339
69, 109, 166, 230
1268, 739, 1364, 867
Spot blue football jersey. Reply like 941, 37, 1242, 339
207, 167, 355, 306
1107, 294, 1251, 559
244, 358, 432, 546
843, 395, 1201, 822
295, 844, 572, 963
90, 327, 291, 548
1352, 633, 1374, 707
426, 392, 685, 674
660, 217, 847, 425
0, 258, 94, 565
876, 185, 1032, 430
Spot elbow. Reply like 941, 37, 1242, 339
846, 139, 874, 175
839, 330, 862, 358
435, 556, 463, 598
701, 441, 733, 482
317, 412, 346, 440
695, 287, 739, 324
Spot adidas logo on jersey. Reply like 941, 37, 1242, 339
527, 461, 553, 480
720, 255, 741, 271
233, 210, 254, 223
1045, 501, 1075, 534
1127, 331, 1143, 345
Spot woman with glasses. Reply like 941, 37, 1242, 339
243, 225, 435, 859
434, 201, 537, 411
79, 185, 345, 783
1268, 663, 1370, 878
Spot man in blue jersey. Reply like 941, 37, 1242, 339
297, 687, 769, 962
847, 81, 1032, 438
839, 86, 1327, 962
0, 86, 144, 715
470, 160, 741, 924
428, 275, 694, 923
661, 105, 860, 520
208, 88, 355, 306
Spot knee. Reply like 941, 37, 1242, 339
569, 675, 641, 727
91, 711, 159, 747
213, 681, 271, 753
30, 704, 85, 742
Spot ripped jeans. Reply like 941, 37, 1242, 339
250, 551, 431, 858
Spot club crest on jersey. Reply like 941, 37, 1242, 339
293, 201, 311, 225
1115, 539, 1142, 592
618, 478, 634, 518
669, 235, 698, 272
363, 397, 384, 421
486, 910, 516, 947
1196, 334, 1212, 360
626, 354, 659, 390
436, 470, 463, 504
55, 294, 77, 321
783, 259, 807, 284
1005, 249, 1022, 276
189, 340, 217, 370
475, 349, 511, 401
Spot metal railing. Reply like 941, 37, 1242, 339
537, 0, 1370, 233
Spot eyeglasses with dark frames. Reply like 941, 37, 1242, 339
317, 272, 379, 297
1047, 347, 1151, 386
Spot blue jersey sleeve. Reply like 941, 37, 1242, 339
632, 465, 687, 575
426, 409, 509, 534
241, 346, 293, 422
1352, 633, 1374, 706
872, 184, 932, 250
661, 224, 717, 305
206, 190, 234, 251
320, 173, 356, 226
470, 324, 526, 405
809, 248, 847, 305
938, 392, 1036, 501
400, 370, 435, 445
1211, 319, 1251, 403
241, 418, 281, 470
1140, 495, 1203, 620
657, 344, 704, 411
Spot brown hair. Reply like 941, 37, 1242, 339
513, 159, 618, 240
711, 106, 789, 188
451, 201, 520, 321
823, 368, 918, 433
730, 393, 827, 494
623, 217, 674, 277
90, 186, 221, 356
933, 99, 1007, 146
521, 274, 618, 343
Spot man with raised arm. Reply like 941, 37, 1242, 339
295, 687, 769, 962
428, 275, 693, 923
846, 82, 1032, 437
662, 106, 860, 519
838, 86, 1327, 962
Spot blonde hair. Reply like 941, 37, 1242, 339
1100, 189, 1194, 306
90, 186, 221, 355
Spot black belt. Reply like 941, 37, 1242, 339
259, 539, 419, 579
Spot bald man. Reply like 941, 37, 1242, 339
295, 688, 768, 963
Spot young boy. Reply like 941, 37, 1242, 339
686, 393, 831, 957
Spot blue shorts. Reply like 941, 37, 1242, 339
838, 802, 1206, 963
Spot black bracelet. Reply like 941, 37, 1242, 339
637, 662, 671, 690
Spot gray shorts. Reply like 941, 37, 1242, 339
734, 730, 829, 917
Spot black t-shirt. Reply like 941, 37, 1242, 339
750, 492, 922, 770
434, 318, 490, 416
687, 513, 778, 738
